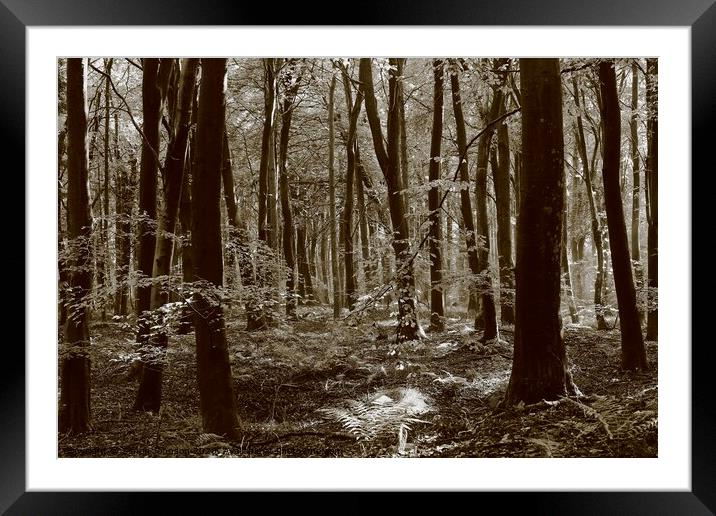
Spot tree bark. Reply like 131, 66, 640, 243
645, 58, 658, 341
427, 59, 445, 330
135, 58, 199, 412
505, 58, 577, 405
360, 58, 420, 341
59, 58, 93, 434
598, 60, 648, 370
191, 58, 239, 438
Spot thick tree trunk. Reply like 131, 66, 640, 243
59, 58, 93, 434
505, 58, 577, 405
135, 59, 199, 412
572, 77, 607, 330
360, 58, 421, 341
427, 59, 445, 331
645, 59, 658, 341
191, 58, 239, 438
629, 61, 644, 321
449, 66, 483, 334
598, 60, 648, 370
494, 96, 515, 325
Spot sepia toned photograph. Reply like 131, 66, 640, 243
57, 56, 658, 459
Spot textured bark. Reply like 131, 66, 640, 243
359, 58, 420, 341
572, 77, 607, 330
59, 58, 92, 434
135, 58, 199, 412
191, 58, 239, 437
645, 59, 658, 341
427, 59, 445, 330
598, 60, 648, 370
506, 58, 577, 405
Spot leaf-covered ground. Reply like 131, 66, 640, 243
59, 306, 657, 458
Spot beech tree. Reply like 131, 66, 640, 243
598, 59, 648, 371
645, 58, 658, 341
506, 58, 578, 404
360, 58, 421, 341
59, 58, 93, 433
191, 58, 239, 437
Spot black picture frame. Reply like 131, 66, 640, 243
5, 0, 710, 513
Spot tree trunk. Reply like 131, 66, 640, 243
449, 65, 483, 334
645, 58, 658, 341
562, 180, 579, 324
278, 62, 301, 319
494, 94, 515, 325
572, 77, 607, 330
191, 58, 239, 438
360, 58, 420, 341
474, 79, 502, 341
296, 212, 315, 304
177, 147, 194, 335
99, 58, 113, 321
356, 150, 372, 286
135, 58, 199, 412
427, 59, 445, 331
59, 58, 92, 434
506, 58, 577, 405
136, 58, 163, 349
327, 76, 341, 317
340, 66, 364, 310
598, 60, 648, 370
629, 61, 644, 321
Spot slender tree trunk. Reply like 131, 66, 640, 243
99, 58, 113, 321
59, 58, 92, 434
572, 77, 607, 330
192, 58, 239, 438
340, 67, 364, 310
278, 62, 301, 319
296, 211, 315, 304
494, 94, 515, 325
320, 212, 330, 298
360, 58, 421, 341
506, 58, 578, 405
328, 76, 341, 317
562, 180, 579, 324
135, 59, 199, 412
254, 58, 278, 329
177, 147, 194, 335
356, 150, 372, 285
598, 60, 648, 370
474, 78, 502, 341
645, 59, 658, 341
427, 59, 445, 330
629, 61, 644, 322
449, 66, 483, 334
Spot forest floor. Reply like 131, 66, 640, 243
59, 305, 658, 458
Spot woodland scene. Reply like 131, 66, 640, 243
58, 57, 658, 458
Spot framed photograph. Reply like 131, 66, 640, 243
7, 0, 711, 512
